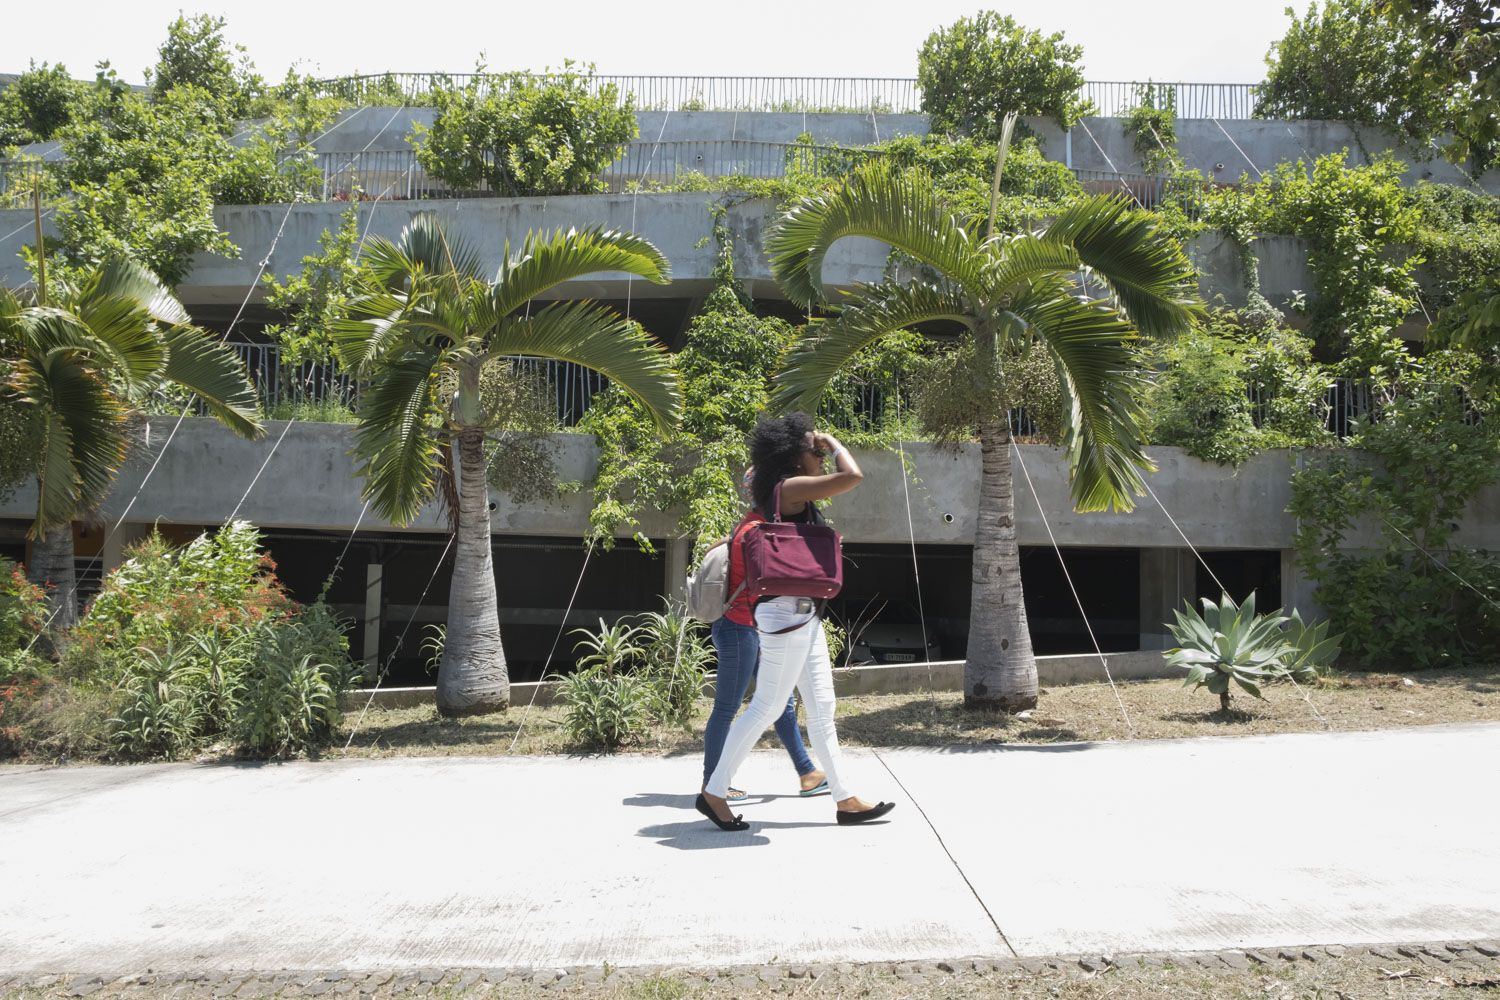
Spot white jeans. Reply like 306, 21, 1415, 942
706, 598, 852, 802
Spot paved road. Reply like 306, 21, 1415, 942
2, 723, 1497, 972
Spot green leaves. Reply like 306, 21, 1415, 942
1164, 591, 1340, 709
768, 159, 986, 307
1043, 194, 1202, 339
772, 280, 974, 414
411, 64, 637, 197
493, 227, 670, 315
917, 12, 1092, 137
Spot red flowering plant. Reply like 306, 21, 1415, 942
0, 557, 49, 745
65, 521, 296, 684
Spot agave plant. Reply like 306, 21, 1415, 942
1165, 591, 1293, 713
1280, 609, 1343, 682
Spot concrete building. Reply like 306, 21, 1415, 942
1, 94, 1490, 684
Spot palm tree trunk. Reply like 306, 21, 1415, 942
436, 426, 510, 716
964, 417, 1038, 711
28, 523, 78, 630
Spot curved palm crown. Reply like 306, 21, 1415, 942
333, 214, 681, 524
1, 259, 263, 534
767, 158, 1202, 512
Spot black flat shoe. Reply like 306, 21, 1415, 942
696, 793, 750, 832
836, 801, 896, 825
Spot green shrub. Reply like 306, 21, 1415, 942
918, 11, 1092, 139
412, 62, 637, 196
24, 522, 359, 761
1410, 182, 1500, 313
0, 60, 85, 145
557, 668, 654, 750
233, 610, 353, 757
1290, 350, 1500, 666
1143, 313, 1332, 465
1255, 0, 1448, 152
1204, 152, 1420, 361
636, 606, 711, 728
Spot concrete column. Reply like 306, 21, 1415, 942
664, 538, 691, 607
1280, 548, 1324, 620
363, 563, 383, 681
101, 523, 150, 573
1138, 548, 1196, 650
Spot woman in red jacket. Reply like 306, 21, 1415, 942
697, 413, 896, 831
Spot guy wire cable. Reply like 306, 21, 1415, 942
1006, 410, 1136, 736
343, 532, 455, 748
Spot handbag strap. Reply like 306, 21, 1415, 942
772, 479, 784, 523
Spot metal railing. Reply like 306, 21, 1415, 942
1247, 377, 1375, 438
224, 341, 1395, 441
1071, 168, 1214, 217
306, 74, 1265, 119
303, 141, 881, 201
1082, 81, 1260, 119
225, 341, 608, 426
308, 73, 925, 113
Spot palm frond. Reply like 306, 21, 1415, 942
85, 258, 192, 327
16, 356, 128, 531
768, 159, 984, 308
1044, 195, 1202, 338
395, 213, 489, 284
493, 227, 670, 315
159, 327, 264, 438
489, 301, 680, 432
350, 347, 445, 525
771, 280, 974, 413
23, 306, 163, 392
1005, 284, 1153, 513
983, 236, 1084, 299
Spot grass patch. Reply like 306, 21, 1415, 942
325, 667, 1500, 761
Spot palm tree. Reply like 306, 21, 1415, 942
767, 153, 1201, 711
335, 215, 680, 717
1, 260, 263, 628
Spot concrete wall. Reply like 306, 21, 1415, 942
265, 108, 1500, 195
0, 199, 1330, 309
4, 418, 1497, 555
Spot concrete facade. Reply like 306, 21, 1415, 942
5, 419, 1498, 617
0, 199, 1327, 311
253, 107, 1500, 193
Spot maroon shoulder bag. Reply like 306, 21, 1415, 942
740, 481, 844, 600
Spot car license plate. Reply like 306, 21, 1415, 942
882, 653, 916, 662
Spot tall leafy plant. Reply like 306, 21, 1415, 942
767, 150, 1201, 710
412, 63, 637, 196
0, 261, 262, 627
918, 12, 1093, 139
334, 215, 680, 716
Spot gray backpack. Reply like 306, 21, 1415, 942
684, 541, 745, 623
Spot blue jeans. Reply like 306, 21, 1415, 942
704, 616, 816, 784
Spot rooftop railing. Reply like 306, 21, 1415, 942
305, 74, 1264, 120
309, 140, 884, 201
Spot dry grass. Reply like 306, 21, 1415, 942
329, 667, 1500, 760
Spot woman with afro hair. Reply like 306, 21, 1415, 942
697, 412, 896, 831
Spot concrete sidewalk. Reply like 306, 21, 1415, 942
2, 723, 1498, 973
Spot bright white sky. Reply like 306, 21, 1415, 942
3, 0, 1294, 85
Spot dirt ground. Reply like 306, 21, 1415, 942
6, 947, 1500, 999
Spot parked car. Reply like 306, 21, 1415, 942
838, 599, 942, 666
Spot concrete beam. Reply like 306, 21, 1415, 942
4, 419, 1496, 553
